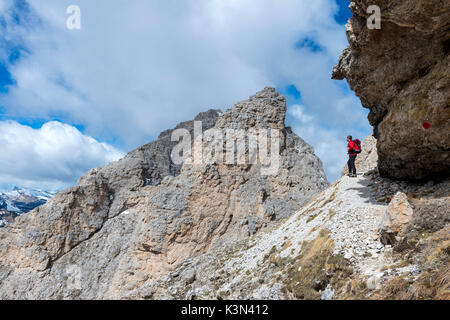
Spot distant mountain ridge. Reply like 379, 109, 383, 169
0, 187, 56, 227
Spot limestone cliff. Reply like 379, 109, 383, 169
332, 0, 450, 180
0, 88, 329, 299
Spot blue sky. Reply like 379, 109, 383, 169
0, 0, 370, 190
335, 0, 353, 24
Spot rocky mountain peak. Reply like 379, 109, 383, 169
215, 87, 287, 131
0, 88, 329, 299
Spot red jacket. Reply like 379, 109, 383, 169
348, 141, 358, 156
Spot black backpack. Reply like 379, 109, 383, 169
353, 139, 362, 154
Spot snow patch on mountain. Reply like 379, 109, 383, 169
0, 187, 57, 227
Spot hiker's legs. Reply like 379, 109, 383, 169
349, 155, 357, 175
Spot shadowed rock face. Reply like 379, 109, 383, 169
333, 0, 450, 181
0, 88, 329, 299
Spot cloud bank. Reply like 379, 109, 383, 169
0, 0, 370, 185
0, 121, 124, 190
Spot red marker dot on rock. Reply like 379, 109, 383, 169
422, 121, 431, 130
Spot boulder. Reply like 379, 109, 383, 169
380, 192, 414, 245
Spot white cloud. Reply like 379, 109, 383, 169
1, 1, 356, 137
0, 0, 371, 185
290, 104, 313, 123
0, 121, 124, 190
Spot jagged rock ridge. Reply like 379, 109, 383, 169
332, 0, 450, 180
0, 88, 329, 299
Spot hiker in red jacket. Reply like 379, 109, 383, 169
347, 136, 359, 177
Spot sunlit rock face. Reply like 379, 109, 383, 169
333, 0, 450, 181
